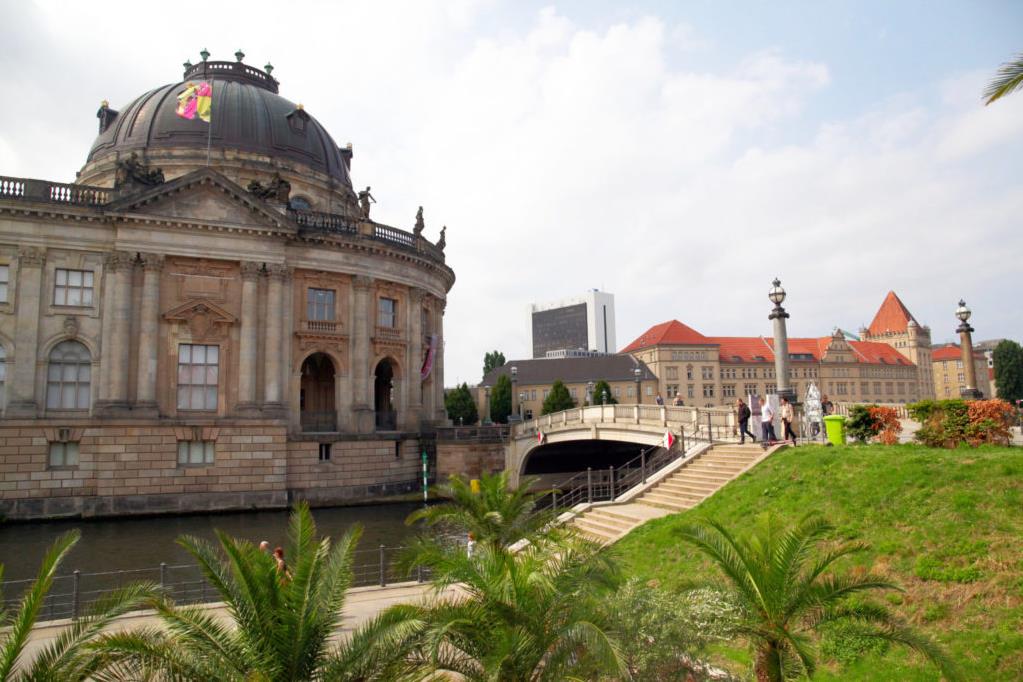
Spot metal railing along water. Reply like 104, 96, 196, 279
0, 543, 432, 623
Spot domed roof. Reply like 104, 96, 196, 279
87, 60, 352, 186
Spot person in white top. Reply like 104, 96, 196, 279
760, 397, 778, 443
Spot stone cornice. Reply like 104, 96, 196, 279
138, 252, 165, 271
17, 246, 46, 267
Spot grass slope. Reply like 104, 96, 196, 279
615, 444, 1023, 680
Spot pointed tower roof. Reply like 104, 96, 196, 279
867, 291, 918, 336
620, 320, 712, 352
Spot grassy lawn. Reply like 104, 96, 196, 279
615, 444, 1023, 680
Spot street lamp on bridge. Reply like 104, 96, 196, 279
956, 299, 983, 400
633, 367, 642, 404
768, 278, 795, 403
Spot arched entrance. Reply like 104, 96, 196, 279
374, 359, 397, 430
300, 353, 336, 432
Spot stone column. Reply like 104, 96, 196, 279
351, 275, 374, 433
6, 247, 45, 416
236, 261, 262, 414
434, 298, 447, 423
407, 288, 425, 429
957, 305, 982, 400
262, 264, 286, 414
98, 251, 134, 413
133, 253, 164, 415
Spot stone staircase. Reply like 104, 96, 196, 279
571, 443, 771, 544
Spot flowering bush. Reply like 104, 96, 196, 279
846, 405, 903, 444
908, 398, 1014, 448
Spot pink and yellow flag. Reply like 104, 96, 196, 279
176, 81, 212, 122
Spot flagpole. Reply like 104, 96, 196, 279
206, 98, 212, 167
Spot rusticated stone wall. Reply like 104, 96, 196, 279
436, 441, 505, 481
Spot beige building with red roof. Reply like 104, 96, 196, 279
931, 344, 990, 399
859, 291, 935, 399
622, 321, 921, 408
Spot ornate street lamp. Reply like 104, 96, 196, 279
587, 380, 594, 405
482, 384, 491, 424
955, 299, 983, 399
518, 392, 526, 420
768, 278, 795, 403
199, 48, 210, 62
602, 388, 609, 406
234, 49, 245, 63
633, 367, 642, 404
510, 365, 518, 420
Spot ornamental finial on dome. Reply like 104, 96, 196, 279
235, 49, 245, 62
200, 47, 210, 62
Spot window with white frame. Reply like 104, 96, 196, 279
645, 386, 653, 396
702, 384, 714, 398
378, 297, 397, 328
687, 384, 694, 399
701, 366, 713, 380
177, 344, 219, 411
665, 366, 678, 380
177, 440, 215, 465
307, 288, 335, 321
49, 441, 79, 467
0, 264, 8, 303
723, 384, 736, 397
53, 269, 94, 306
614, 387, 621, 398
0, 346, 5, 410
46, 340, 91, 410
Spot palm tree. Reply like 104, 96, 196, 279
0, 530, 156, 681
405, 471, 556, 550
94, 503, 416, 681
984, 51, 1023, 105
677, 514, 960, 682
393, 533, 628, 680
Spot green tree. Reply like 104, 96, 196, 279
490, 374, 512, 424
405, 471, 555, 551
678, 514, 959, 682
591, 379, 617, 405
984, 51, 1023, 105
0, 531, 156, 681
482, 350, 506, 377
95, 504, 412, 681
541, 379, 575, 415
444, 382, 478, 425
993, 339, 1023, 403
395, 534, 628, 681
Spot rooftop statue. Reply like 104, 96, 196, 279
358, 186, 376, 217
114, 152, 165, 189
247, 172, 291, 203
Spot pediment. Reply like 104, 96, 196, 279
164, 298, 237, 342
107, 168, 295, 232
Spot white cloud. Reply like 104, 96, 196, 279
0, 2, 1020, 386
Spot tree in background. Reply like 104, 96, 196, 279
482, 350, 506, 377
591, 379, 617, 405
489, 374, 512, 424
993, 339, 1023, 403
542, 380, 576, 415
984, 51, 1023, 105
444, 383, 478, 425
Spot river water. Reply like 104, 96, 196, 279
0, 502, 422, 583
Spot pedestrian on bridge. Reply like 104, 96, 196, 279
760, 397, 777, 443
736, 399, 756, 444
780, 397, 797, 445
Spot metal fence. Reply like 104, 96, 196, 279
1, 543, 432, 623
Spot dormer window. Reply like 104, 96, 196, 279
289, 195, 311, 210
287, 106, 310, 135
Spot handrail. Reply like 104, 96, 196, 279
513, 403, 740, 445
0, 176, 111, 206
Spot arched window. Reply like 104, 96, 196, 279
0, 346, 6, 410
46, 340, 91, 410
289, 196, 312, 210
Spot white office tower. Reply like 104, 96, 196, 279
530, 290, 617, 359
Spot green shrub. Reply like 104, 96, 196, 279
820, 619, 891, 665
913, 554, 983, 583
846, 405, 876, 443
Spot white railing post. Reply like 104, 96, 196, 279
660, 405, 667, 426
634, 405, 640, 424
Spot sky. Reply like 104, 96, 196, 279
1, 0, 1021, 386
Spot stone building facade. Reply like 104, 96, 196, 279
623, 320, 921, 408
930, 345, 990, 400
858, 291, 935, 399
0, 58, 454, 519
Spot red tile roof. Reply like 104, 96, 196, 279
867, 291, 918, 336
848, 340, 913, 365
620, 320, 712, 352
932, 344, 984, 362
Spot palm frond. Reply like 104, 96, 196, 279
984, 52, 1023, 105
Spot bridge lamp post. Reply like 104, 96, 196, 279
586, 381, 594, 406
633, 367, 642, 404
955, 300, 983, 400
768, 278, 795, 404
602, 388, 608, 405
482, 384, 490, 424
518, 392, 526, 420
510, 366, 518, 420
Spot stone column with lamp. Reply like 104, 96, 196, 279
510, 365, 518, 420
633, 366, 642, 404
955, 299, 983, 400
768, 278, 795, 404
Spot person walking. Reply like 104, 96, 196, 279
760, 397, 777, 443
780, 397, 797, 445
736, 399, 756, 444
273, 546, 292, 583
655, 394, 664, 406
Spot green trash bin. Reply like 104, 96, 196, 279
823, 415, 846, 446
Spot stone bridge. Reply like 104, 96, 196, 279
507, 404, 739, 485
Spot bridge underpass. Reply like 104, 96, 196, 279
521, 439, 659, 490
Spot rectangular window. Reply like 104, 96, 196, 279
614, 387, 621, 398
837, 382, 848, 395
177, 440, 215, 465
543, 388, 550, 399
667, 384, 679, 397
531, 389, 537, 401
743, 383, 757, 396
0, 264, 8, 302
53, 269, 94, 307
874, 381, 882, 394
318, 443, 331, 461
646, 386, 653, 396
861, 382, 869, 395
306, 288, 335, 321
177, 344, 219, 411
723, 384, 736, 397
701, 366, 713, 380
626, 386, 634, 398
378, 297, 397, 328
570, 387, 577, 398
885, 382, 894, 395
766, 384, 777, 394
48, 441, 79, 467
686, 366, 693, 380
665, 366, 678, 380
702, 384, 714, 398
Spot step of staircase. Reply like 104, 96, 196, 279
582, 511, 634, 531
652, 481, 717, 498
573, 516, 625, 538
670, 471, 735, 485
685, 461, 747, 474
640, 493, 696, 512
590, 507, 647, 526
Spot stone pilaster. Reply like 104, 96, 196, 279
133, 253, 163, 416
96, 251, 135, 414
351, 275, 374, 433
6, 247, 45, 416
262, 264, 287, 415
406, 288, 425, 429
434, 297, 447, 423
236, 261, 262, 414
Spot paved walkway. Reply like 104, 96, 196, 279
20, 581, 448, 665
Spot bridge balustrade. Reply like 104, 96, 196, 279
512, 403, 739, 443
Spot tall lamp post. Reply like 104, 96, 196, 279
586, 380, 594, 406
518, 392, 526, 420
768, 278, 795, 403
510, 365, 518, 420
633, 367, 642, 404
955, 300, 983, 400
482, 384, 491, 424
